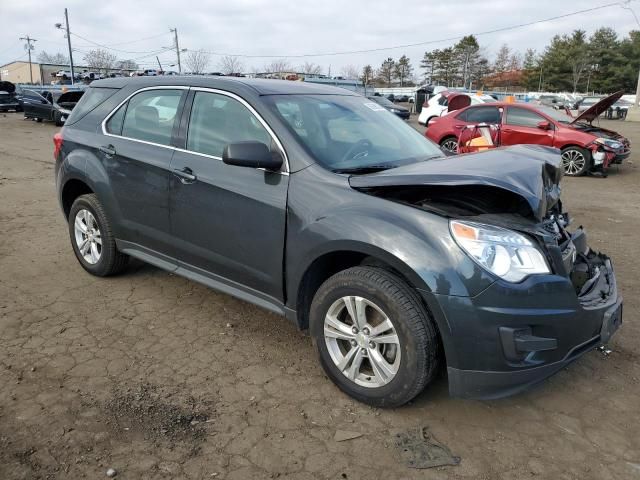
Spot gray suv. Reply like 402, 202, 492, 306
54, 77, 622, 407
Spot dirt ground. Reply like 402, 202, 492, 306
1, 111, 639, 480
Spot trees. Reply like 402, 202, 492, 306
37, 51, 69, 65
83, 49, 117, 74
493, 44, 511, 74
378, 58, 395, 86
394, 55, 413, 86
340, 64, 360, 79
184, 50, 211, 74
115, 59, 138, 72
419, 36, 488, 88
218, 55, 245, 75
301, 62, 322, 75
360, 65, 374, 86
263, 59, 292, 74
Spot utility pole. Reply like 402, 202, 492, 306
64, 9, 75, 85
170, 28, 181, 73
19, 35, 37, 84
55, 9, 75, 85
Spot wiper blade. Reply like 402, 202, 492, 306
333, 165, 397, 174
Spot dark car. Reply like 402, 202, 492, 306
366, 95, 410, 119
426, 92, 630, 176
23, 89, 84, 126
54, 77, 621, 406
0, 81, 22, 112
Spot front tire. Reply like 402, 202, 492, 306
310, 267, 440, 407
68, 194, 128, 276
440, 136, 458, 154
561, 146, 591, 176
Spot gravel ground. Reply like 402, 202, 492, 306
0, 111, 639, 479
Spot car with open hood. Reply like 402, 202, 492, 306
425, 91, 630, 176
22, 89, 84, 126
54, 77, 621, 406
0, 81, 23, 112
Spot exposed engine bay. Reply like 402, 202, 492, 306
361, 183, 614, 303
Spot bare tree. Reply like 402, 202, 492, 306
263, 59, 292, 75
360, 65, 374, 85
115, 59, 138, 72
184, 50, 211, 74
83, 49, 117, 73
218, 55, 245, 75
493, 44, 511, 74
301, 62, 322, 75
339, 64, 360, 79
37, 51, 69, 65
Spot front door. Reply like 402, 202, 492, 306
100, 87, 186, 256
169, 89, 289, 301
501, 106, 555, 146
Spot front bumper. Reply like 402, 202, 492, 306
421, 251, 622, 400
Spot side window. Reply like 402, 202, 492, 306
506, 107, 545, 128
106, 104, 126, 135
120, 89, 182, 145
438, 95, 448, 106
464, 106, 501, 124
186, 91, 272, 158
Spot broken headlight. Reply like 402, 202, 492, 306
450, 220, 550, 282
594, 138, 623, 150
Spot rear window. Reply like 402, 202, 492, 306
65, 87, 118, 125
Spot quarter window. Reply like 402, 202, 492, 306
186, 91, 271, 158
461, 106, 501, 124
105, 104, 126, 135
505, 107, 546, 128
119, 89, 182, 145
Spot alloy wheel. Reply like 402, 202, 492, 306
323, 296, 401, 388
441, 138, 458, 154
561, 149, 586, 175
74, 209, 102, 264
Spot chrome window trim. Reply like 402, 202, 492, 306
100, 85, 290, 174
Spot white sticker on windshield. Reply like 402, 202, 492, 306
364, 102, 386, 111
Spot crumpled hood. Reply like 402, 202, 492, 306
349, 144, 563, 221
572, 90, 624, 124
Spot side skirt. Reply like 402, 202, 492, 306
116, 239, 295, 320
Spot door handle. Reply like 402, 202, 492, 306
173, 167, 197, 183
99, 144, 116, 156
454, 125, 464, 129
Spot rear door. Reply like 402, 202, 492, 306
101, 87, 187, 257
169, 88, 289, 301
501, 106, 554, 146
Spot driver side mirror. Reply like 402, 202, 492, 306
223, 141, 283, 171
537, 121, 551, 130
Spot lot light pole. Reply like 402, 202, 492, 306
55, 8, 75, 85
19, 35, 37, 84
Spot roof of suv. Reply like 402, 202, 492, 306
92, 75, 359, 96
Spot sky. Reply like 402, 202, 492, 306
0, 0, 637, 75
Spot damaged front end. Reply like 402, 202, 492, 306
349, 144, 622, 398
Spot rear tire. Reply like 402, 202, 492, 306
439, 136, 458, 154
68, 194, 128, 276
54, 111, 64, 127
309, 266, 440, 408
561, 146, 590, 176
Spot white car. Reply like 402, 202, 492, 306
418, 92, 496, 126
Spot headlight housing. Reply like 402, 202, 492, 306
594, 137, 623, 150
450, 220, 550, 282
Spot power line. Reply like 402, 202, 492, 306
69, 31, 169, 54
193, 2, 625, 58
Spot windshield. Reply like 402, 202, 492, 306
536, 105, 573, 124
266, 94, 444, 172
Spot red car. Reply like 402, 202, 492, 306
425, 91, 630, 176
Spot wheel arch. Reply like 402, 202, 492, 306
61, 178, 94, 218
293, 243, 433, 332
